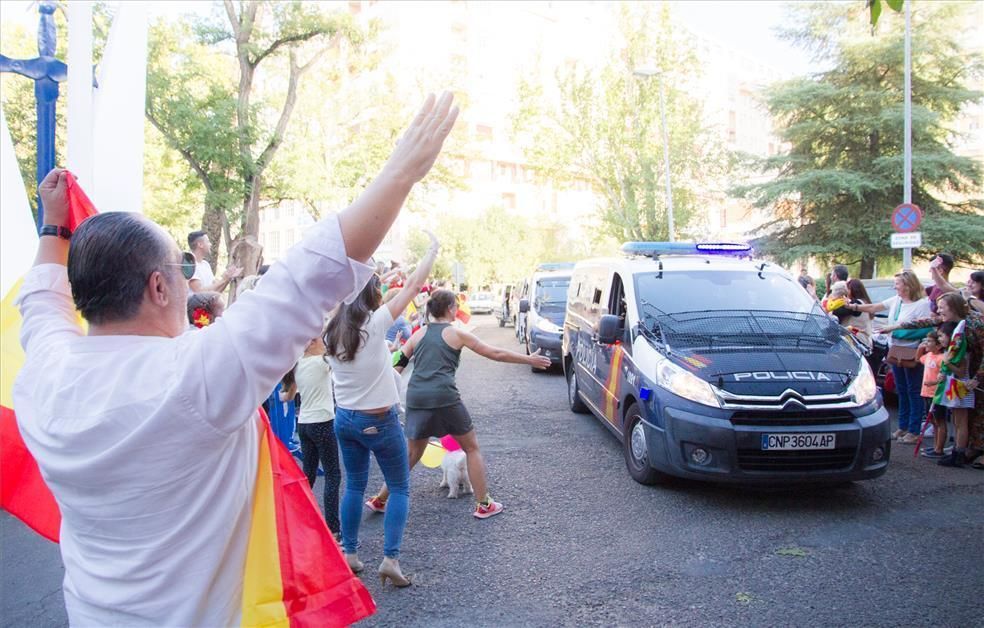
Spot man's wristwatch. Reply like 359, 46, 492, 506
40, 225, 72, 240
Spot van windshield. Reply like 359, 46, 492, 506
634, 270, 816, 316
535, 277, 570, 305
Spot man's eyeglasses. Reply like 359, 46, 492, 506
163, 252, 197, 280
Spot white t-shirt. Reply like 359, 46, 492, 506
328, 306, 401, 410
13, 216, 372, 627
295, 355, 334, 424
881, 296, 932, 347
192, 259, 215, 287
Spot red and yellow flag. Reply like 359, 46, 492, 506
243, 411, 375, 627
455, 293, 471, 324
0, 169, 97, 542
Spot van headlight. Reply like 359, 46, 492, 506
656, 359, 721, 408
536, 318, 561, 333
848, 358, 877, 406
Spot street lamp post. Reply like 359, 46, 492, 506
633, 68, 675, 242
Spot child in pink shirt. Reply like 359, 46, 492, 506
917, 331, 947, 458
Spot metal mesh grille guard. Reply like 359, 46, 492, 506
648, 310, 843, 353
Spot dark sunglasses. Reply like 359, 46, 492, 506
163, 252, 198, 280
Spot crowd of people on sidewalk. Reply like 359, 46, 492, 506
803, 257, 984, 470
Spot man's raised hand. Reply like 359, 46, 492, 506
386, 92, 459, 185
38, 168, 70, 227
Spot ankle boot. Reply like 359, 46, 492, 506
343, 553, 364, 574
377, 557, 411, 587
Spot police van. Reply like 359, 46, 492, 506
517, 263, 575, 370
562, 242, 891, 485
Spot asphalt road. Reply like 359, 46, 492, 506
3, 317, 982, 627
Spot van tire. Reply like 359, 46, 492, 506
567, 366, 589, 413
623, 404, 663, 485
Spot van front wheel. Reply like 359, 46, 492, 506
567, 365, 589, 413
623, 404, 663, 485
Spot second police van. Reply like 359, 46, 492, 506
562, 242, 892, 485
517, 263, 575, 370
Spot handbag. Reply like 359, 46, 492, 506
886, 343, 919, 368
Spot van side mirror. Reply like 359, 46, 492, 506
597, 314, 621, 345
519, 299, 530, 313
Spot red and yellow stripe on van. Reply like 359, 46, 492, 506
602, 344, 624, 425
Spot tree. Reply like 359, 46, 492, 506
737, 2, 983, 277
145, 1, 364, 295
512, 3, 726, 243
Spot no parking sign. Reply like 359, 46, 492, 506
891, 203, 922, 233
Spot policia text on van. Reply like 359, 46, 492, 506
562, 242, 891, 485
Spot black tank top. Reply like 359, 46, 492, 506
406, 323, 461, 408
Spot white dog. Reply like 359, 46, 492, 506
439, 450, 472, 499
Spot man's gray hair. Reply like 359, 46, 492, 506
68, 213, 173, 324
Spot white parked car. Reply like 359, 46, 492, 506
466, 291, 496, 314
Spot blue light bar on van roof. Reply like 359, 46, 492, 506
621, 242, 752, 257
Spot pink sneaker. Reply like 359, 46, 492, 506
473, 500, 503, 519
365, 496, 386, 513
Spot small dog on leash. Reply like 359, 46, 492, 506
438, 436, 472, 499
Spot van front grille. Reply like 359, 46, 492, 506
736, 448, 856, 472
730, 411, 856, 426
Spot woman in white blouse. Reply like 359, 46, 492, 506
852, 271, 933, 443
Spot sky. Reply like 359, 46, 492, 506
0, 0, 819, 77
670, 0, 817, 77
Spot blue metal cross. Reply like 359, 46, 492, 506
0, 1, 67, 232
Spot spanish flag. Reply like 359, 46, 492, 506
0, 169, 374, 626
1, 171, 97, 541
456, 292, 471, 324
242, 410, 375, 627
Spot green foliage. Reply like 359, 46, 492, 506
512, 2, 726, 243
738, 2, 984, 277
145, 18, 242, 217
145, 0, 366, 268
868, 0, 904, 27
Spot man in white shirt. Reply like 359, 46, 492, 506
187, 229, 242, 293
14, 93, 458, 626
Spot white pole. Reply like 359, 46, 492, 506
67, 1, 93, 187
658, 76, 675, 242
902, 0, 912, 270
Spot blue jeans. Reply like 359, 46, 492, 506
334, 407, 409, 558
892, 362, 925, 435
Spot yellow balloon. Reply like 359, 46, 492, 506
419, 442, 446, 469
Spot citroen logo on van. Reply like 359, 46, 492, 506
778, 389, 807, 410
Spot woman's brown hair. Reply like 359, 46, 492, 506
894, 271, 923, 301
426, 289, 457, 319
938, 292, 969, 319
323, 274, 383, 362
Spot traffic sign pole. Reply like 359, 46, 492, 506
902, 0, 913, 270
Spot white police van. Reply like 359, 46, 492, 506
562, 242, 891, 485
517, 263, 574, 370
